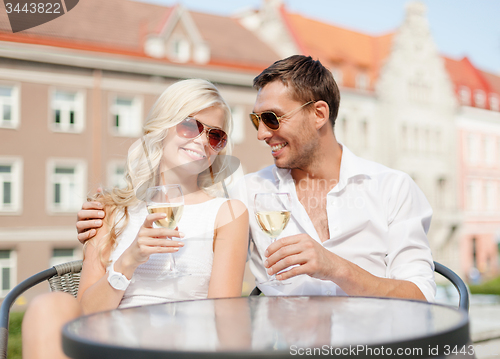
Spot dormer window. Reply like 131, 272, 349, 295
474, 89, 486, 108
170, 36, 190, 63
355, 73, 369, 90
459, 86, 471, 105
331, 68, 343, 86
489, 94, 499, 111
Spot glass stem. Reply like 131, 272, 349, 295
269, 236, 277, 281
169, 252, 177, 272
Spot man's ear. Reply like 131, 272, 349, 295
313, 101, 330, 130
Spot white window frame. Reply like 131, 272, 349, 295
467, 134, 480, 164
466, 180, 481, 211
0, 157, 22, 214
459, 86, 471, 106
230, 105, 245, 145
489, 94, 500, 112
331, 68, 343, 86
110, 95, 143, 137
50, 88, 85, 133
0, 250, 16, 298
0, 84, 20, 129
169, 35, 190, 63
361, 120, 369, 149
50, 247, 82, 267
484, 136, 495, 165
474, 89, 486, 108
355, 73, 369, 91
107, 160, 127, 189
401, 124, 407, 151
484, 181, 496, 212
46, 158, 87, 214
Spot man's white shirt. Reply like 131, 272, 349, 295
229, 145, 436, 301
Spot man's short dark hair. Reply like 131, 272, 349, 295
253, 55, 341, 127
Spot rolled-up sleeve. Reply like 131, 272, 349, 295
384, 174, 436, 302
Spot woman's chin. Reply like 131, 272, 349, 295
179, 158, 211, 175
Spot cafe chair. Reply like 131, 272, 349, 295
249, 261, 470, 312
0, 260, 83, 359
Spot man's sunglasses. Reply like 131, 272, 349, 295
176, 117, 228, 152
249, 101, 315, 131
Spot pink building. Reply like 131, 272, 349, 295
447, 58, 500, 280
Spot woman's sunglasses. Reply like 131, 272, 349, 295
249, 101, 315, 131
176, 117, 228, 152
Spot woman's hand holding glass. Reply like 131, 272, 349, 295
114, 213, 185, 279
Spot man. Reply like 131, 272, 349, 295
77, 55, 435, 301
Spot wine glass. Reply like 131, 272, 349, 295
254, 193, 292, 286
146, 184, 186, 278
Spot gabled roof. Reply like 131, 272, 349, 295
0, 0, 167, 51
0, 0, 279, 72
480, 70, 500, 95
283, 9, 500, 109
191, 11, 279, 69
444, 56, 500, 109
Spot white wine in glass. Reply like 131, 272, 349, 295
146, 184, 187, 278
147, 203, 184, 230
254, 193, 292, 286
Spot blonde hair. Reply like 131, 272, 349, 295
91, 79, 233, 265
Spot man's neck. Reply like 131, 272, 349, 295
291, 136, 342, 192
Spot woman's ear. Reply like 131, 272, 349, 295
314, 101, 330, 130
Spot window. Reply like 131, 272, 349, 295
424, 128, 430, 153
361, 120, 369, 149
47, 159, 86, 213
401, 125, 408, 151
409, 72, 430, 103
466, 180, 481, 211
341, 117, 347, 144
485, 136, 495, 165
0, 85, 19, 129
230, 106, 245, 145
490, 94, 500, 111
170, 36, 190, 63
474, 90, 486, 108
111, 96, 142, 137
0, 250, 16, 297
0, 158, 22, 213
485, 182, 495, 211
331, 68, 343, 86
108, 161, 127, 188
51, 89, 85, 132
355, 73, 369, 90
459, 86, 471, 106
436, 178, 446, 208
435, 130, 442, 153
467, 134, 480, 164
50, 248, 80, 267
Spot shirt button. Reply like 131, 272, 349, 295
325, 291, 332, 295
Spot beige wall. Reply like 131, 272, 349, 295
0, 56, 271, 308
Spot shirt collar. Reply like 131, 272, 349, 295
271, 144, 370, 192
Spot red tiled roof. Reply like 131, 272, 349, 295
191, 11, 279, 68
0, 0, 279, 73
283, 11, 393, 89
443, 56, 500, 109
480, 70, 500, 95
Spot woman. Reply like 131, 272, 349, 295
22, 79, 249, 359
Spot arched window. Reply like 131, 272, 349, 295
474, 89, 486, 108
489, 94, 499, 111
459, 86, 471, 105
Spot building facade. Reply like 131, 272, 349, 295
0, 0, 499, 308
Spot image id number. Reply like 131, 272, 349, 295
5, 3, 61, 14
443, 345, 475, 356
